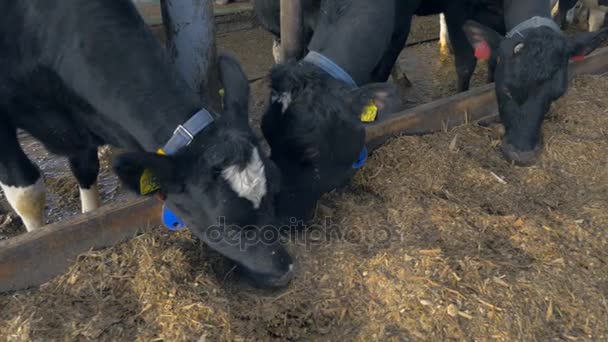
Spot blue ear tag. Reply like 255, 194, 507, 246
352, 146, 368, 169
162, 204, 185, 230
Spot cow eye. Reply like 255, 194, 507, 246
513, 43, 524, 55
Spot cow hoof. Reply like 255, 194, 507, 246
501, 141, 541, 167
439, 43, 451, 56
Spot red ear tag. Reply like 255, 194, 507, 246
474, 41, 491, 60
571, 55, 585, 62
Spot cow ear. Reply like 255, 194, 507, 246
568, 27, 608, 59
113, 152, 184, 197
349, 83, 399, 117
463, 20, 503, 60
218, 52, 250, 125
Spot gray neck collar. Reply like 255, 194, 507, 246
160, 109, 215, 155
303, 51, 358, 88
506, 16, 561, 39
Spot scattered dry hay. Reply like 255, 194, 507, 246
0, 231, 232, 341
1, 74, 607, 341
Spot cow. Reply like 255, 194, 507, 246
555, 0, 608, 31
0, 0, 293, 288
459, 0, 608, 165
416, 0, 607, 165
255, 0, 417, 221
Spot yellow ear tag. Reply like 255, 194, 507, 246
360, 100, 378, 122
140, 169, 161, 195
138, 148, 167, 195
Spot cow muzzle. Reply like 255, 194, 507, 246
500, 140, 542, 166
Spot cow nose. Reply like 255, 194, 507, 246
268, 263, 295, 287
500, 140, 541, 167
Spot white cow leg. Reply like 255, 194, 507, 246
0, 124, 46, 232
272, 37, 283, 64
79, 184, 100, 213
439, 13, 451, 60
1, 178, 46, 231
68, 148, 101, 214
588, 7, 606, 31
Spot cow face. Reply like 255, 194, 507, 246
113, 54, 293, 288
464, 20, 608, 166
262, 61, 396, 221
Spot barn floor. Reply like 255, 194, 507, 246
2, 16, 608, 342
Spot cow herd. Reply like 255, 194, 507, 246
0, 0, 606, 288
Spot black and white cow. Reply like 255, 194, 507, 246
0, 0, 293, 288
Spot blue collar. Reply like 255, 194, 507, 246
303, 51, 358, 88
352, 146, 368, 169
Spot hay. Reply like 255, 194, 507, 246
0, 230, 232, 342
1, 74, 607, 341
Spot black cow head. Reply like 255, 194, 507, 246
262, 61, 397, 221
464, 20, 608, 166
113, 54, 293, 288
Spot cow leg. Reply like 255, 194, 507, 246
588, 7, 606, 31
487, 58, 497, 84
370, 15, 413, 83
272, 36, 283, 64
68, 148, 100, 213
445, 12, 477, 92
0, 124, 46, 231
439, 13, 452, 59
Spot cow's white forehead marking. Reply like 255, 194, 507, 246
271, 91, 292, 113
221, 147, 267, 209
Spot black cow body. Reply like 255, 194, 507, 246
420, 0, 507, 91
253, 0, 321, 63
0, 0, 293, 288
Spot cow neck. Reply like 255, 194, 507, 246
302, 51, 358, 88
